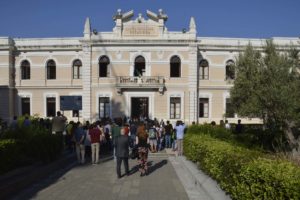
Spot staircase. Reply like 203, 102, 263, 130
148, 149, 176, 158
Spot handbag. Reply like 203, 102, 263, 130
130, 146, 139, 159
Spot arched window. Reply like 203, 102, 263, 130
21, 60, 30, 80
46, 60, 56, 79
72, 59, 82, 79
225, 60, 235, 80
199, 59, 209, 80
170, 56, 181, 77
99, 56, 110, 77
134, 56, 145, 77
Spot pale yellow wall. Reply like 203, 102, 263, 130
210, 68, 225, 80
207, 55, 227, 65
0, 54, 10, 85
0, 55, 9, 63
151, 64, 168, 76
0, 68, 9, 85
153, 93, 168, 120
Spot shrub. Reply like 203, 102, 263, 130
0, 139, 23, 174
24, 133, 63, 162
187, 124, 233, 141
237, 158, 300, 200
184, 130, 300, 200
0, 122, 64, 173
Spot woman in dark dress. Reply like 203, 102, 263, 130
136, 123, 149, 176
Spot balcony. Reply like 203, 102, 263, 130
116, 76, 165, 94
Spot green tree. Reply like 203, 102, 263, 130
230, 40, 300, 156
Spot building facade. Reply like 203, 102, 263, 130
0, 9, 299, 124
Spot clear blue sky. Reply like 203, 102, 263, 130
0, 0, 299, 38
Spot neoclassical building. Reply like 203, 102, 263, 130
0, 9, 299, 124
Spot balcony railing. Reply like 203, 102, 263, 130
116, 76, 165, 94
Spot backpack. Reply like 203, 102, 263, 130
148, 128, 156, 139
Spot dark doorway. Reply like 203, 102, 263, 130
134, 56, 145, 77
131, 97, 149, 119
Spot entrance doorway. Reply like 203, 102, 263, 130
131, 97, 149, 119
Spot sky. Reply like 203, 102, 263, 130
0, 0, 299, 39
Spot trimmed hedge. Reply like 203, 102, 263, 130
184, 128, 300, 200
24, 133, 63, 162
0, 139, 23, 173
0, 124, 64, 174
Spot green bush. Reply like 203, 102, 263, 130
187, 124, 233, 141
24, 133, 63, 162
184, 131, 300, 200
0, 139, 23, 174
0, 122, 64, 173
237, 158, 300, 200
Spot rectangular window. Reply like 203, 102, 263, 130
46, 97, 56, 117
99, 97, 110, 118
170, 97, 181, 119
199, 67, 209, 80
226, 98, 235, 118
73, 66, 82, 79
99, 64, 108, 77
21, 67, 30, 80
170, 63, 181, 77
21, 97, 30, 115
47, 66, 56, 79
199, 98, 209, 118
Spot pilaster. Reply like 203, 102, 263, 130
82, 43, 92, 121
188, 43, 198, 123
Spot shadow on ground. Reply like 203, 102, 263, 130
129, 159, 168, 176
10, 152, 113, 200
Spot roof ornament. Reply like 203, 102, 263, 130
189, 17, 196, 30
113, 9, 134, 22
189, 17, 196, 35
83, 17, 91, 39
158, 9, 168, 21
146, 9, 168, 22
138, 13, 143, 23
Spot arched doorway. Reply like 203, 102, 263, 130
134, 56, 145, 77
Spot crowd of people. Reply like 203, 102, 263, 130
1, 112, 247, 178
54, 113, 187, 178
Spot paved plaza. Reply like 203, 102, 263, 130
10, 151, 229, 200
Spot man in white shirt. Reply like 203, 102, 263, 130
174, 121, 186, 156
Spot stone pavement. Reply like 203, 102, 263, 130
11, 150, 230, 200
12, 152, 188, 200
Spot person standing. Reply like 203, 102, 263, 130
235, 119, 243, 134
10, 116, 18, 130
52, 111, 67, 134
164, 121, 173, 149
89, 123, 101, 164
111, 118, 122, 161
104, 121, 112, 150
129, 122, 137, 147
174, 121, 186, 156
136, 123, 149, 176
225, 120, 231, 130
23, 116, 31, 127
115, 128, 130, 178
73, 122, 86, 164
65, 121, 74, 152
148, 125, 158, 153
